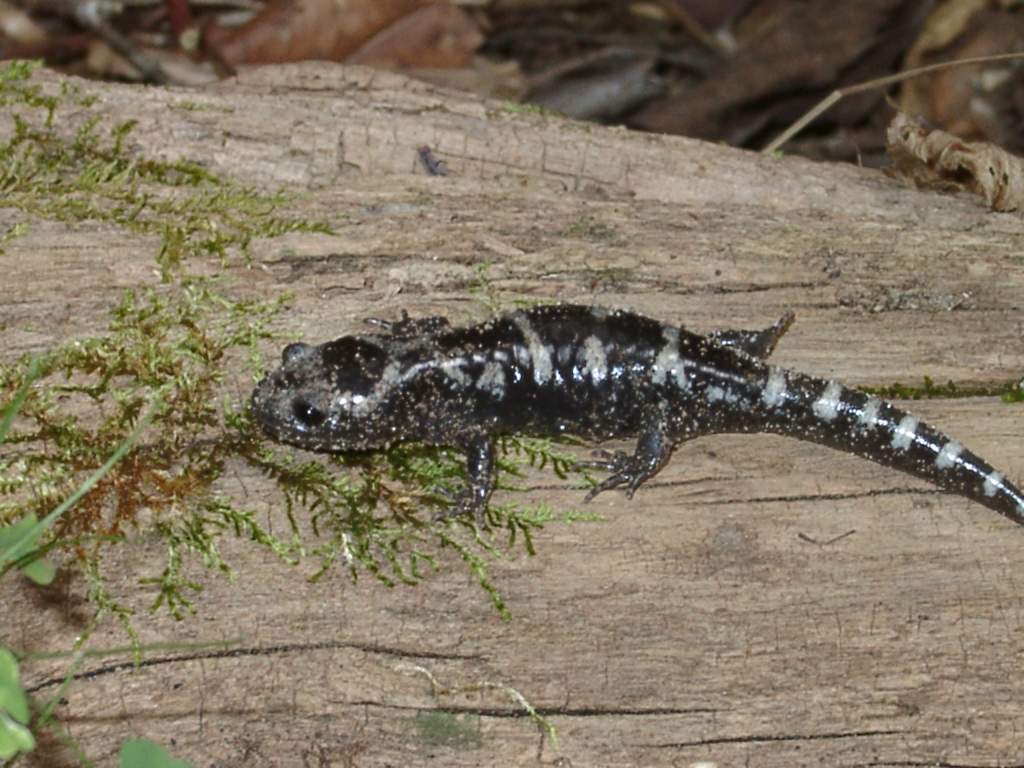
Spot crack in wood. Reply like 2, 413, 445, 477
695, 486, 948, 507
522, 477, 946, 507
649, 727, 903, 748
351, 701, 721, 718
859, 761, 1024, 768
26, 640, 484, 693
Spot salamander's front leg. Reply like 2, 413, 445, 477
581, 424, 675, 502
435, 434, 496, 526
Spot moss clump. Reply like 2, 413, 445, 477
1001, 378, 1024, 404
863, 375, 1022, 401
564, 215, 618, 242
250, 434, 597, 618
0, 58, 597, 767
1, 284, 293, 621
0, 61, 331, 280
2, 283, 597, 622
498, 101, 554, 116
409, 711, 482, 749
0, 59, 599, 641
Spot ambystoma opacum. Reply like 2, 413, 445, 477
251, 304, 1024, 526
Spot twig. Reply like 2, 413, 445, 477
74, 0, 169, 84
762, 51, 1024, 155
654, 0, 731, 58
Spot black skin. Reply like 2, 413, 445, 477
251, 305, 1024, 528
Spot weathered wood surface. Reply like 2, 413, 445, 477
4, 63, 1024, 767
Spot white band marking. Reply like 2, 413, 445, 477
890, 415, 919, 452
857, 397, 882, 429
652, 327, 689, 391
934, 441, 962, 470
984, 471, 1004, 498
513, 315, 554, 385
440, 360, 471, 387
762, 367, 788, 408
812, 381, 843, 422
476, 361, 506, 398
582, 336, 608, 383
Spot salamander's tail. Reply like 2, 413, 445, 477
754, 367, 1024, 525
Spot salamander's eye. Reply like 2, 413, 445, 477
282, 343, 312, 364
292, 399, 326, 427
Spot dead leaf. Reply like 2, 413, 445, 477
899, 3, 1024, 149
348, 3, 482, 69
206, 0, 429, 66
404, 57, 526, 100
0, 0, 46, 44
886, 111, 1024, 212
630, 0, 929, 146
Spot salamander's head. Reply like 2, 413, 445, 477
251, 335, 408, 452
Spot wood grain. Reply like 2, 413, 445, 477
4, 62, 1024, 767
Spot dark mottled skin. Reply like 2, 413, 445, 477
251, 305, 1024, 526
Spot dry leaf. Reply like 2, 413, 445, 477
0, 0, 46, 44
631, 0, 929, 145
206, 0, 429, 66
886, 111, 1024, 212
899, 3, 1024, 149
348, 3, 482, 69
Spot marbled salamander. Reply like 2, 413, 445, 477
251, 304, 1024, 526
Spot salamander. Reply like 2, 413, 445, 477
251, 304, 1024, 526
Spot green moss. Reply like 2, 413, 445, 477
0, 60, 599, 640
0, 60, 59, 122
250, 433, 596, 618
120, 739, 194, 768
1002, 379, 1024, 403
409, 711, 482, 749
564, 215, 617, 242
863, 375, 1023, 401
169, 100, 234, 114
0, 221, 28, 254
1, 283, 293, 617
499, 101, 554, 116
0, 59, 597, 766
2, 286, 595, 627
0, 60, 332, 280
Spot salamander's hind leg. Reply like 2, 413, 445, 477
580, 425, 675, 502
710, 311, 795, 359
365, 310, 451, 338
